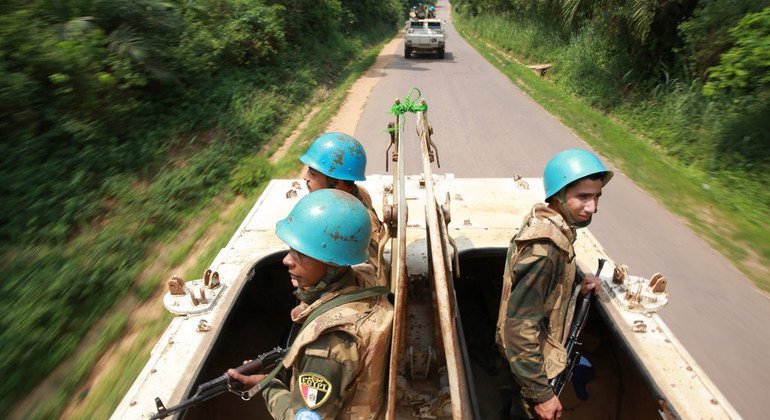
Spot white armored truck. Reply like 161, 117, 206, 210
113, 94, 739, 419
405, 19, 446, 59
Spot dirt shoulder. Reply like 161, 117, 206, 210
271, 34, 402, 163
325, 35, 401, 134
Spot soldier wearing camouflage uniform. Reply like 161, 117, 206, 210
495, 149, 612, 420
300, 132, 384, 272
228, 189, 394, 419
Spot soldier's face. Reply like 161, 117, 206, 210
303, 167, 332, 192
564, 178, 604, 224
283, 248, 328, 290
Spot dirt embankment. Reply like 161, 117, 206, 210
271, 35, 402, 161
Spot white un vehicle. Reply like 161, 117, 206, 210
405, 19, 446, 59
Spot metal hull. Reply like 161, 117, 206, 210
113, 176, 738, 419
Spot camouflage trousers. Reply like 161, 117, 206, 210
496, 357, 538, 420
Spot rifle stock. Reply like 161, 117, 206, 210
150, 346, 286, 419
549, 258, 605, 396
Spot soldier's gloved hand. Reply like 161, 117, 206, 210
534, 395, 562, 419
579, 273, 602, 296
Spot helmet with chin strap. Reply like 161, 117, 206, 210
300, 132, 367, 182
543, 149, 613, 226
276, 189, 371, 266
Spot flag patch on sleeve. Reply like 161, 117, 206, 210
298, 373, 332, 409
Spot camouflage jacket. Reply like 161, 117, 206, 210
352, 184, 384, 271
495, 204, 580, 404
262, 266, 393, 419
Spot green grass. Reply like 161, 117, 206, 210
167, 199, 231, 269
454, 15, 770, 290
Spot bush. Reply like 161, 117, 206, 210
230, 155, 273, 194
679, 0, 767, 78
704, 7, 770, 96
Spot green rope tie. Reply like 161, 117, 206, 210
390, 87, 428, 116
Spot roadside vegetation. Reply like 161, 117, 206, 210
453, 0, 770, 289
0, 0, 407, 415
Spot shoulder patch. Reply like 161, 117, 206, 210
532, 243, 549, 257
298, 373, 333, 409
295, 409, 322, 420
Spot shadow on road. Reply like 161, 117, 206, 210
384, 51, 456, 72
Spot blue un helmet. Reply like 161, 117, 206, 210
300, 132, 367, 182
276, 189, 372, 266
543, 149, 613, 201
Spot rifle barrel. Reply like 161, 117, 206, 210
549, 259, 606, 396
150, 347, 286, 419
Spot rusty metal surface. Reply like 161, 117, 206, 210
416, 108, 473, 419
385, 109, 410, 420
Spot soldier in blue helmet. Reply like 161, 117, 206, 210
300, 132, 384, 270
228, 189, 394, 419
495, 149, 613, 419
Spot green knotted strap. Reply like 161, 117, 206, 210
390, 87, 428, 116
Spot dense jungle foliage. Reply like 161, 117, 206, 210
0, 0, 406, 413
454, 0, 769, 216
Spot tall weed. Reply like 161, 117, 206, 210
463, 13, 563, 62
550, 26, 628, 109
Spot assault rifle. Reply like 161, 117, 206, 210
550, 258, 606, 397
150, 346, 286, 419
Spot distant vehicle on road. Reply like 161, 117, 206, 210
404, 19, 446, 59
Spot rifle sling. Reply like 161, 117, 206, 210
257, 286, 389, 389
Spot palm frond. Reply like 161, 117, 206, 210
107, 26, 147, 62
630, 0, 657, 44
561, 0, 583, 29
59, 16, 96, 40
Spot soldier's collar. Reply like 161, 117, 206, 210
534, 203, 576, 243
292, 268, 356, 320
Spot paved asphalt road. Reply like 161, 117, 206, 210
352, 3, 770, 419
